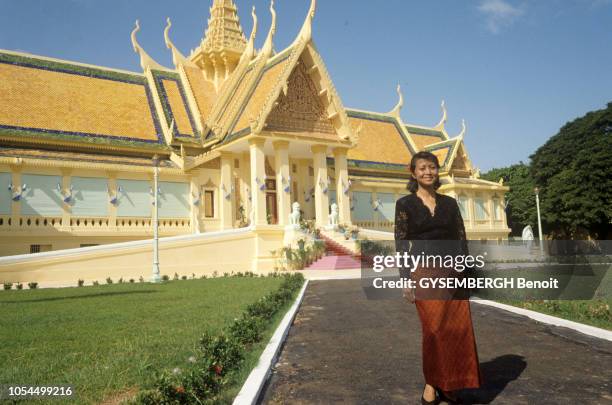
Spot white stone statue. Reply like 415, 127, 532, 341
329, 202, 339, 227
289, 201, 301, 226
522, 225, 534, 250
522, 225, 534, 241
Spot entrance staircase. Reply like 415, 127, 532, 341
304, 233, 362, 270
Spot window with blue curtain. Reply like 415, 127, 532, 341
116, 179, 151, 217
351, 191, 373, 221
20, 174, 63, 216
377, 192, 396, 221
158, 181, 190, 218
0, 172, 11, 215
474, 197, 488, 220
458, 195, 469, 219
70, 177, 109, 217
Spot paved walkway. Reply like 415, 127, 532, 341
260, 279, 612, 404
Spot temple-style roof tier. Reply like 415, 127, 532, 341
0, 50, 168, 153
0, 0, 483, 181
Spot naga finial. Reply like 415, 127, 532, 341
435, 100, 447, 130
388, 84, 404, 119
131, 20, 166, 71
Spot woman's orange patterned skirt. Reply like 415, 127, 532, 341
411, 266, 484, 391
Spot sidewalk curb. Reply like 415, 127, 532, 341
472, 297, 612, 342
233, 279, 309, 405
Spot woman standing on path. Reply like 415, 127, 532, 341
394, 151, 483, 404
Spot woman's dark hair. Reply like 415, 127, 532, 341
407, 151, 442, 193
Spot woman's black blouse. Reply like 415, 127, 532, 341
394, 193, 469, 279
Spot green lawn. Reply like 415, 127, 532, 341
497, 299, 611, 330
0, 276, 289, 404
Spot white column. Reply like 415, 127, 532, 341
333, 147, 352, 225
274, 141, 291, 226
249, 138, 267, 226
219, 153, 234, 230
311, 144, 330, 227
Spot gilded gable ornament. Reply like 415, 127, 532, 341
266, 62, 335, 134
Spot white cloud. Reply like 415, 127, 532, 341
477, 0, 525, 34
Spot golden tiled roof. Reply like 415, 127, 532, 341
161, 79, 195, 137
182, 65, 217, 124
410, 133, 445, 150
347, 115, 413, 165
232, 56, 292, 133
0, 51, 163, 149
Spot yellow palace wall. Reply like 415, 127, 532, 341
0, 153, 510, 258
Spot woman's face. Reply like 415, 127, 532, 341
411, 158, 438, 188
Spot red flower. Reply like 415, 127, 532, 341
213, 364, 223, 375
175, 386, 185, 394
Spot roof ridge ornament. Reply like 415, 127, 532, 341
261, 0, 277, 58
457, 118, 466, 139
131, 20, 166, 71
295, 0, 317, 43
239, 6, 258, 65
387, 84, 403, 119
164, 18, 193, 67
435, 100, 447, 130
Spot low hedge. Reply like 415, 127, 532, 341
132, 272, 304, 404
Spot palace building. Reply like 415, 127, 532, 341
0, 0, 509, 280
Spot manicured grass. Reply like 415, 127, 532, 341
0, 276, 287, 404
497, 299, 611, 330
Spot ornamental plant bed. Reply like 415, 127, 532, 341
132, 273, 305, 404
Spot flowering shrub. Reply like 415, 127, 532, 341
133, 273, 304, 404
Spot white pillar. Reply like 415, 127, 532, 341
333, 147, 352, 225
311, 145, 330, 228
274, 141, 291, 226
249, 138, 267, 226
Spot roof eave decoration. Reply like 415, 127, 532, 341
238, 6, 258, 66
131, 20, 168, 72
164, 18, 196, 68
294, 0, 316, 44
387, 84, 403, 120
434, 100, 447, 131
261, 0, 277, 59
385, 85, 419, 154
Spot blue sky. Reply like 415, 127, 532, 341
0, 0, 610, 171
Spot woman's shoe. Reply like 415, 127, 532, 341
421, 384, 440, 405
435, 387, 461, 404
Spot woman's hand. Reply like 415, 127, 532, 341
402, 287, 415, 303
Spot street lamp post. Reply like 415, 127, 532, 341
534, 187, 544, 254
151, 154, 161, 282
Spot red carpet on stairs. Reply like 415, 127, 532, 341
304, 235, 362, 270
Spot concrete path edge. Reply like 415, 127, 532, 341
233, 279, 310, 405
472, 297, 612, 342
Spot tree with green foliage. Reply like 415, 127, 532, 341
529, 102, 611, 239
482, 163, 537, 236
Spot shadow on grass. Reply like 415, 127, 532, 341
0, 289, 160, 304
457, 354, 527, 404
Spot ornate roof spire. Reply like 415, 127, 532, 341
201, 0, 247, 55
191, 0, 249, 88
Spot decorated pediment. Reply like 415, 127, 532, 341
265, 61, 335, 135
